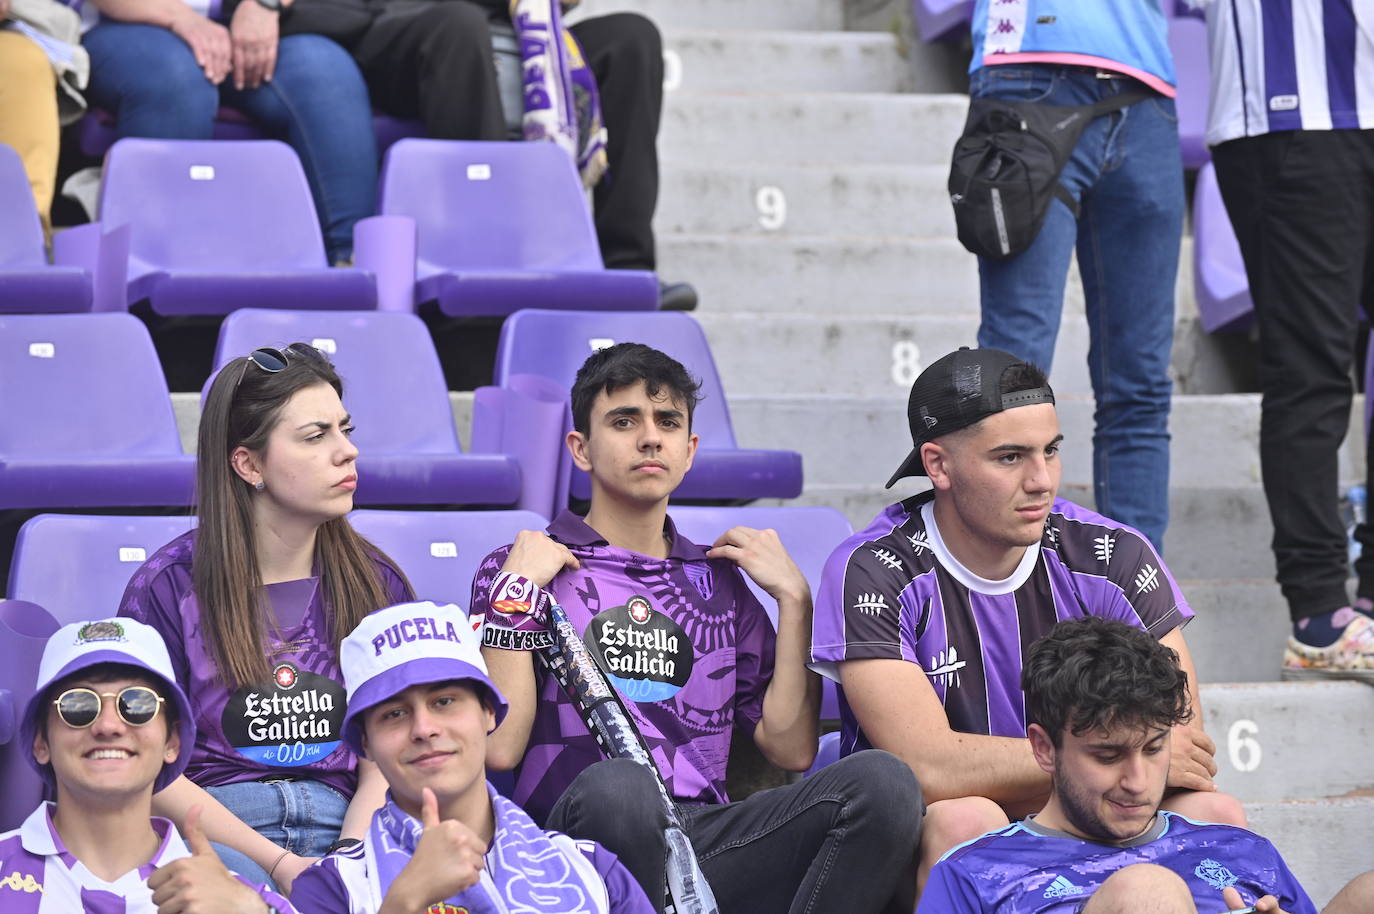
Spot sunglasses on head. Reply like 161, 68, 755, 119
234, 342, 327, 390
53, 686, 165, 729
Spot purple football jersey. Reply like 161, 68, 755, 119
471, 511, 775, 822
118, 531, 412, 794
918, 812, 1316, 913
812, 494, 1193, 754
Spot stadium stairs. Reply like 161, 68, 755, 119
159, 0, 1369, 899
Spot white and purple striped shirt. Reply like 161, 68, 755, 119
1193, 0, 1374, 144
0, 804, 293, 914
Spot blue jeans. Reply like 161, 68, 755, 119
205, 778, 348, 890
971, 64, 1184, 551
82, 23, 377, 262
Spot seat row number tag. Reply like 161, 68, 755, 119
189, 165, 215, 181
28, 343, 55, 358
467, 164, 492, 181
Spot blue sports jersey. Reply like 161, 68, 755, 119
918, 812, 1317, 914
970, 0, 1176, 93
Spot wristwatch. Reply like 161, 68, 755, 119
251, 0, 281, 12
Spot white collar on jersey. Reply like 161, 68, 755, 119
920, 501, 1041, 595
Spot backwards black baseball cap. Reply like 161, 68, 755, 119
885, 347, 1055, 487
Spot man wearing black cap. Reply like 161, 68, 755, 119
810, 347, 1242, 892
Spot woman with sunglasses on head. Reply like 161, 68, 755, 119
119, 344, 414, 898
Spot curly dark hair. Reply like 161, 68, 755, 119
1021, 617, 1191, 747
570, 343, 703, 436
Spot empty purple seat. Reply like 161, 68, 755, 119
7, 515, 196, 625
377, 140, 658, 316
1193, 162, 1253, 333
670, 505, 851, 720
804, 731, 842, 777
0, 144, 92, 313
1169, 16, 1211, 169
87, 139, 377, 314
0, 314, 195, 510
348, 508, 548, 609
213, 309, 521, 507
486, 310, 803, 514
0, 600, 60, 830
911, 0, 972, 41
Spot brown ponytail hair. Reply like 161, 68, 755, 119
194, 350, 409, 688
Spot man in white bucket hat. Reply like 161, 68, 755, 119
289, 600, 652, 914
1, 616, 293, 913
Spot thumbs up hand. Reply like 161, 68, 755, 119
149, 806, 278, 913
378, 789, 487, 914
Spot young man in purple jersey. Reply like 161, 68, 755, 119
0, 616, 292, 914
918, 617, 1341, 914
811, 347, 1244, 891
473, 342, 923, 913
289, 600, 653, 914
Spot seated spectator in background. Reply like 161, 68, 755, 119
917, 617, 1317, 914
474, 341, 922, 913
290, 600, 654, 914
120, 344, 414, 893
352, 0, 696, 309
79, 0, 377, 263
812, 347, 1243, 892
0, 0, 89, 239
5, 616, 291, 913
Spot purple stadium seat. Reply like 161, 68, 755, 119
82, 139, 379, 314
79, 107, 425, 160
804, 731, 841, 777
7, 515, 196, 625
0, 144, 93, 313
0, 314, 195, 510
212, 309, 522, 507
486, 310, 804, 514
670, 505, 851, 721
1169, 16, 1211, 169
0, 600, 59, 830
348, 508, 548, 609
376, 139, 658, 316
1193, 162, 1253, 333
911, 0, 972, 41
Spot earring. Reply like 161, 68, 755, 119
254, 481, 265, 492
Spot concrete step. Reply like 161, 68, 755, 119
726, 391, 1364, 490
1203, 682, 1374, 803
570, 0, 843, 33
662, 31, 912, 95
658, 164, 952, 238
1245, 797, 1374, 909
1181, 579, 1292, 684
660, 93, 969, 167
763, 482, 1285, 582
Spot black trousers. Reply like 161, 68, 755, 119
354, 5, 662, 271
545, 752, 923, 914
1212, 129, 1374, 620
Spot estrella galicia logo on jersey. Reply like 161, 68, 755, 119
586, 596, 694, 703
223, 664, 346, 766
1194, 859, 1239, 890
1042, 875, 1084, 898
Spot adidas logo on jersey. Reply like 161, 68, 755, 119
1043, 875, 1085, 898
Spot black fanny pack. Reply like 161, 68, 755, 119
948, 89, 1149, 260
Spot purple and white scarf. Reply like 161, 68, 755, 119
509, 0, 608, 188
365, 785, 608, 914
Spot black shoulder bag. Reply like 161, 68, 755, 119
948, 89, 1149, 260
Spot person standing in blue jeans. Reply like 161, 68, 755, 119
965, 0, 1185, 551
81, 0, 376, 263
